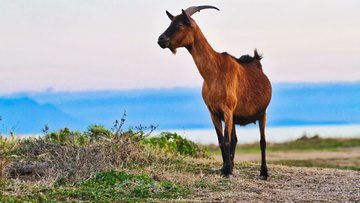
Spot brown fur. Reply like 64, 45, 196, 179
159, 10, 272, 178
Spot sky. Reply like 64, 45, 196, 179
0, 0, 359, 94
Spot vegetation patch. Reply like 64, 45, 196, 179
271, 157, 360, 171
0, 170, 188, 202
0, 124, 208, 201
207, 135, 360, 155
142, 132, 210, 158
4, 133, 153, 183
1, 124, 359, 202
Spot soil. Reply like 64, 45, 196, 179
200, 148, 360, 202
190, 164, 360, 202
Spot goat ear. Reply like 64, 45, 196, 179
166, 10, 174, 20
181, 9, 192, 26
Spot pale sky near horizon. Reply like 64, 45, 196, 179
0, 0, 359, 94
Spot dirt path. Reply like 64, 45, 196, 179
189, 164, 360, 202
215, 147, 360, 162
196, 148, 360, 202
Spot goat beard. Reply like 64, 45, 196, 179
169, 47, 177, 55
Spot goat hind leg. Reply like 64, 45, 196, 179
230, 124, 237, 171
222, 111, 233, 177
259, 113, 269, 180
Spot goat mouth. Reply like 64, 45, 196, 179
158, 42, 169, 49
158, 39, 170, 49
169, 47, 177, 54
158, 40, 176, 54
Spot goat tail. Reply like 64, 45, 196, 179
254, 49, 263, 61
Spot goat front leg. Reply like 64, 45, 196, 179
210, 113, 226, 173
222, 110, 234, 177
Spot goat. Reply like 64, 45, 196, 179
158, 6, 272, 179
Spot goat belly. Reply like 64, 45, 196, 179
233, 112, 265, 126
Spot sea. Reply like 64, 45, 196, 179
158, 124, 360, 144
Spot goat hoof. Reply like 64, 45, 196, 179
221, 171, 232, 178
260, 171, 269, 180
221, 165, 232, 177
222, 174, 230, 178
260, 175, 268, 180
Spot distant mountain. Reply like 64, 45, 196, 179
1, 82, 360, 134
0, 97, 83, 134
24, 88, 210, 131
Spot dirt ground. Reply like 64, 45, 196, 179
188, 164, 360, 202
198, 148, 360, 202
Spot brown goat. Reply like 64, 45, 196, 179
158, 6, 272, 179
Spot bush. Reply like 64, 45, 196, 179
86, 124, 112, 141
44, 124, 112, 146
3, 125, 210, 184
142, 132, 210, 158
45, 128, 89, 146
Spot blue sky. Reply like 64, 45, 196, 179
0, 0, 359, 94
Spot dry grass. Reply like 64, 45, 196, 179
4, 133, 155, 183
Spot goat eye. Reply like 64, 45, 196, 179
176, 24, 183, 29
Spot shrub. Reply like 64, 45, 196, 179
45, 128, 89, 146
44, 125, 112, 146
3, 125, 210, 184
86, 124, 112, 141
142, 132, 210, 158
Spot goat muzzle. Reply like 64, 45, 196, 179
157, 35, 170, 49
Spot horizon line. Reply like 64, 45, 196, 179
1, 80, 360, 96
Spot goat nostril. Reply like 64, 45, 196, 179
159, 35, 169, 42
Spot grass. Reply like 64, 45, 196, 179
1, 126, 359, 202
51, 171, 188, 201
271, 157, 360, 171
0, 171, 189, 202
0, 126, 213, 202
206, 135, 360, 155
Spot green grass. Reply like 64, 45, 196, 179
50, 171, 188, 201
206, 135, 360, 155
0, 171, 189, 202
271, 158, 360, 171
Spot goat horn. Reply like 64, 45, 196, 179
185, 5, 219, 16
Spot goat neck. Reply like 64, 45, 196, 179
186, 25, 219, 85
